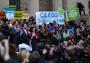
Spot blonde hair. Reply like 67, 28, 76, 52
18, 50, 30, 62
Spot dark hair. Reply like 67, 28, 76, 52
49, 23, 53, 26
9, 43, 16, 56
29, 51, 40, 63
0, 55, 5, 63
0, 33, 8, 41
53, 32, 57, 35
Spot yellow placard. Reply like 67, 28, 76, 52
14, 11, 23, 19
22, 13, 30, 19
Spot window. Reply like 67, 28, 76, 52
20, 0, 29, 11
9, 0, 20, 10
39, 0, 53, 11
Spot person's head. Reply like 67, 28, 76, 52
36, 43, 45, 54
53, 21, 56, 26
65, 45, 75, 57
87, 35, 90, 39
78, 40, 85, 46
76, 28, 81, 33
63, 41, 68, 48
18, 48, 28, 60
24, 24, 27, 29
5, 21, 9, 25
69, 32, 73, 37
29, 51, 40, 63
12, 21, 18, 26
0, 20, 3, 24
9, 43, 16, 56
53, 21, 56, 24
16, 24, 20, 30
53, 32, 57, 35
0, 33, 8, 41
32, 28, 36, 32
59, 26, 63, 31
68, 39, 73, 45
49, 22, 53, 26
0, 54, 5, 63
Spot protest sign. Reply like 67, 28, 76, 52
36, 9, 64, 25
0, 10, 5, 19
14, 11, 23, 19
4, 8, 15, 19
22, 13, 30, 19
67, 4, 80, 21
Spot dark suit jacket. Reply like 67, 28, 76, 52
9, 26, 20, 46
20, 29, 30, 45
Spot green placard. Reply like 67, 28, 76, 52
67, 4, 80, 21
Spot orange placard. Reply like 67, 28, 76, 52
0, 11, 6, 19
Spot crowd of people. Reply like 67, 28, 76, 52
0, 17, 90, 63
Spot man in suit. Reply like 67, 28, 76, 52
20, 24, 30, 45
9, 22, 20, 47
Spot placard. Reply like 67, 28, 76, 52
0, 10, 5, 19
14, 11, 23, 19
67, 4, 80, 21
4, 8, 15, 19
22, 13, 30, 19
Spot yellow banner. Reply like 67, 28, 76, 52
9, 5, 16, 8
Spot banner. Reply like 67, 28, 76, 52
67, 4, 80, 21
4, 8, 15, 19
4, 8, 15, 11
9, 5, 16, 10
14, 11, 23, 19
36, 9, 64, 25
0, 10, 6, 19
9, 5, 16, 8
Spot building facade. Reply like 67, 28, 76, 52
28, 0, 62, 16
20, 0, 29, 12
28, 0, 89, 16
0, 0, 89, 15
0, 0, 90, 24
0, 0, 9, 9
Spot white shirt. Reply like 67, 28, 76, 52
19, 43, 32, 52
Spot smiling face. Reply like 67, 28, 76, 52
32, 28, 35, 32
76, 28, 81, 33
24, 24, 27, 29
63, 41, 68, 47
